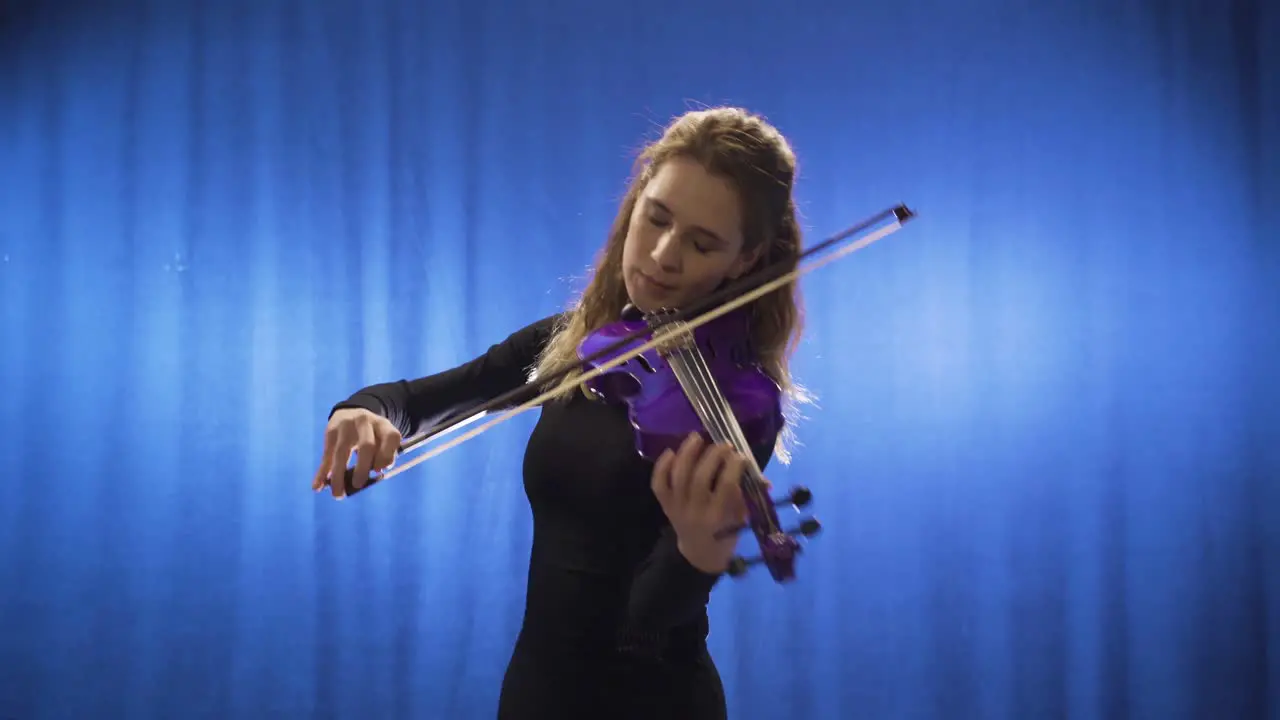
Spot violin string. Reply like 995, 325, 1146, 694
682, 347, 758, 464
686, 348, 759, 468
634, 311, 773, 525
672, 343, 780, 534
658, 336, 728, 445
655, 321, 734, 449
671, 359, 725, 444
348, 213, 909, 487
643, 315, 725, 451
665, 347, 748, 488
663, 338, 779, 535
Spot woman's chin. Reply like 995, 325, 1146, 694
626, 295, 653, 312
640, 282, 687, 310
623, 282, 660, 314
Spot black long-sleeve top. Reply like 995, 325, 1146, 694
332, 314, 778, 662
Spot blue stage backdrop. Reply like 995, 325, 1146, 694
1, 1, 1276, 718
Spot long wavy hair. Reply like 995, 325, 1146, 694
532, 107, 811, 462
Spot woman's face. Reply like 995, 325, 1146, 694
621, 157, 761, 313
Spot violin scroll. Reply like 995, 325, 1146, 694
713, 484, 822, 582
726, 516, 822, 578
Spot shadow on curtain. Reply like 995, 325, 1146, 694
0, 0, 1276, 718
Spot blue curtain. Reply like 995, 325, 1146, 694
2, 1, 1276, 718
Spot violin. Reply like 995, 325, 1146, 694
577, 303, 814, 582
332, 204, 916, 584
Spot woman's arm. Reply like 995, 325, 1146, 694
332, 314, 561, 437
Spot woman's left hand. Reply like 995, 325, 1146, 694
651, 432, 762, 575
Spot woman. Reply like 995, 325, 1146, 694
313, 106, 807, 719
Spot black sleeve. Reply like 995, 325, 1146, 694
625, 434, 779, 632
331, 314, 562, 438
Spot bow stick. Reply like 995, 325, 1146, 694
332, 204, 916, 496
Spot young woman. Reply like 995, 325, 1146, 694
313, 106, 807, 719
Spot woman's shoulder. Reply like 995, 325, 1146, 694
504, 312, 567, 350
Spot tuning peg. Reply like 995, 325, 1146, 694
713, 514, 822, 543
788, 517, 822, 537
774, 485, 813, 509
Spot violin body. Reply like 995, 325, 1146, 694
576, 306, 785, 460
576, 304, 816, 583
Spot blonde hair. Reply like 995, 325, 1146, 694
533, 107, 811, 463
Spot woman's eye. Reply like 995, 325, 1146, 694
646, 214, 709, 253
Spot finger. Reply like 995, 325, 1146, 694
720, 486, 749, 526
313, 424, 338, 491
689, 444, 732, 510
670, 433, 704, 502
327, 422, 357, 498
718, 452, 745, 493
349, 420, 377, 493
374, 424, 401, 472
717, 446, 746, 494
714, 457, 748, 522
650, 448, 676, 504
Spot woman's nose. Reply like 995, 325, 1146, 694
650, 232, 681, 272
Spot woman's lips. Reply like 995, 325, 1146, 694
638, 271, 677, 292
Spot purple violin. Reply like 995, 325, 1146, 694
577, 303, 820, 583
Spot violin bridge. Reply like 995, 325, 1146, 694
646, 308, 694, 355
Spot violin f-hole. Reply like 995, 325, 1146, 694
633, 354, 658, 374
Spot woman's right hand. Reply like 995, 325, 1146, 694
312, 408, 403, 498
